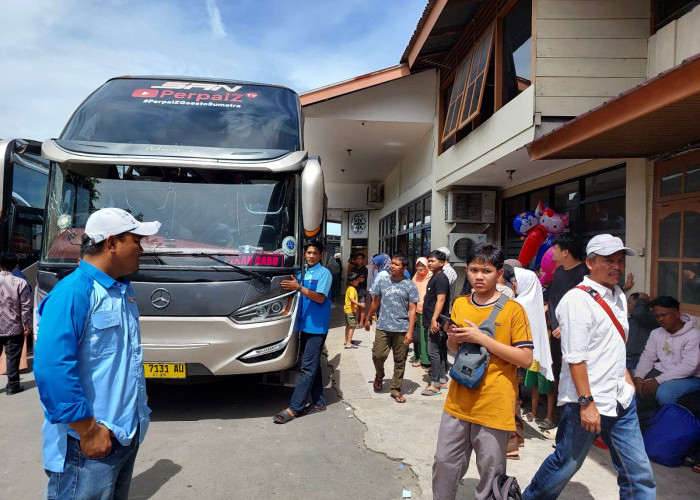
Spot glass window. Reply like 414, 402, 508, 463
686, 164, 700, 193
501, 0, 532, 106
505, 195, 526, 215
399, 207, 407, 232
408, 204, 415, 230
554, 181, 579, 208
442, 26, 495, 142
586, 168, 626, 199
42, 164, 298, 266
502, 164, 625, 258
658, 212, 681, 258
458, 28, 495, 128
60, 78, 301, 159
657, 261, 679, 297
423, 198, 431, 225
682, 263, 700, 305
653, 151, 700, 313
12, 162, 49, 208
528, 187, 550, 209
683, 210, 700, 258
583, 198, 626, 233
442, 61, 471, 141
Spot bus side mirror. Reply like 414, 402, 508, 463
301, 156, 324, 238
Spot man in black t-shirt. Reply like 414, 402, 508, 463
547, 233, 589, 383
421, 250, 451, 395
354, 253, 369, 325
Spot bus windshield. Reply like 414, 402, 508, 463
41, 163, 299, 268
60, 78, 301, 160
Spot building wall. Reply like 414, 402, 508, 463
535, 0, 650, 117
648, 4, 700, 77
436, 86, 536, 190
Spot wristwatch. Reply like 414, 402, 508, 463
578, 395, 594, 406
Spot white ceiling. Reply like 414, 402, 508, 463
303, 70, 437, 184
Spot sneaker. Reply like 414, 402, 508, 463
6, 385, 25, 395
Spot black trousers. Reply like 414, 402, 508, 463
0, 333, 24, 390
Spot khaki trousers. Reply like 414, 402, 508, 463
372, 328, 408, 394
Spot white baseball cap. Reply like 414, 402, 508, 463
85, 207, 161, 244
586, 234, 636, 257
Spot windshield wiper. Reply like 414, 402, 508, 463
141, 251, 271, 283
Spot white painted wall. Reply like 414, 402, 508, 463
535, 0, 650, 117
648, 4, 700, 77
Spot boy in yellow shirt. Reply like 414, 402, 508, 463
433, 243, 533, 500
344, 271, 364, 348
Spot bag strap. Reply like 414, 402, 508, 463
575, 285, 626, 342
490, 475, 514, 500
478, 294, 509, 339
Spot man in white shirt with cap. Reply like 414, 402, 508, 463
35, 207, 161, 500
524, 234, 655, 500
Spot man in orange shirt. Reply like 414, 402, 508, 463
433, 243, 533, 500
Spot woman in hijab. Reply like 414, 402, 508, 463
410, 257, 432, 367
371, 254, 391, 284
513, 267, 556, 433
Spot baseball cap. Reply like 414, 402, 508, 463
436, 246, 451, 259
586, 234, 636, 257
85, 207, 161, 244
347, 271, 360, 281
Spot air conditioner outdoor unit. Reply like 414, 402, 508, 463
444, 190, 496, 223
448, 233, 486, 263
367, 183, 384, 203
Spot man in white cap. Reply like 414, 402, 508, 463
524, 234, 655, 500
34, 207, 160, 500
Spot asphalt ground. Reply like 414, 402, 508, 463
1, 300, 697, 499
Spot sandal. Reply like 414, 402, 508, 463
411, 360, 422, 367
273, 408, 296, 424
524, 412, 535, 422
542, 428, 557, 440
506, 451, 520, 460
538, 418, 556, 430
421, 386, 441, 396
390, 392, 406, 403
373, 375, 383, 392
302, 403, 326, 415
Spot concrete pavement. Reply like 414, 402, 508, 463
323, 302, 697, 499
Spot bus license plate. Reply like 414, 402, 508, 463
144, 363, 186, 379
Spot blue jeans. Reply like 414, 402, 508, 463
656, 377, 700, 405
289, 331, 327, 414
524, 399, 655, 500
45, 430, 140, 500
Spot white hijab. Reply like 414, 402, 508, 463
514, 267, 554, 381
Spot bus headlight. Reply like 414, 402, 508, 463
230, 291, 296, 324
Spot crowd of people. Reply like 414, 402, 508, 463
275, 232, 699, 499
2, 217, 699, 499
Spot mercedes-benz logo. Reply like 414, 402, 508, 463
151, 288, 171, 309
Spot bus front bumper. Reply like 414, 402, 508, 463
139, 315, 298, 376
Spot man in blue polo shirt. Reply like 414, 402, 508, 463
274, 239, 332, 423
34, 207, 160, 500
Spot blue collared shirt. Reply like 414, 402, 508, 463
296, 262, 331, 334
34, 261, 150, 472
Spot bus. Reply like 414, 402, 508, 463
36, 76, 325, 379
0, 138, 49, 279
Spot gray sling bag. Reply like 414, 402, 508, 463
449, 294, 509, 389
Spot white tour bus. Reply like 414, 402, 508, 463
36, 76, 325, 380
0, 138, 49, 279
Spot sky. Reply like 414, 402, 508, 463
0, 0, 427, 141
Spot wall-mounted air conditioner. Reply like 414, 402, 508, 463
444, 190, 496, 223
367, 183, 384, 203
448, 233, 486, 263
